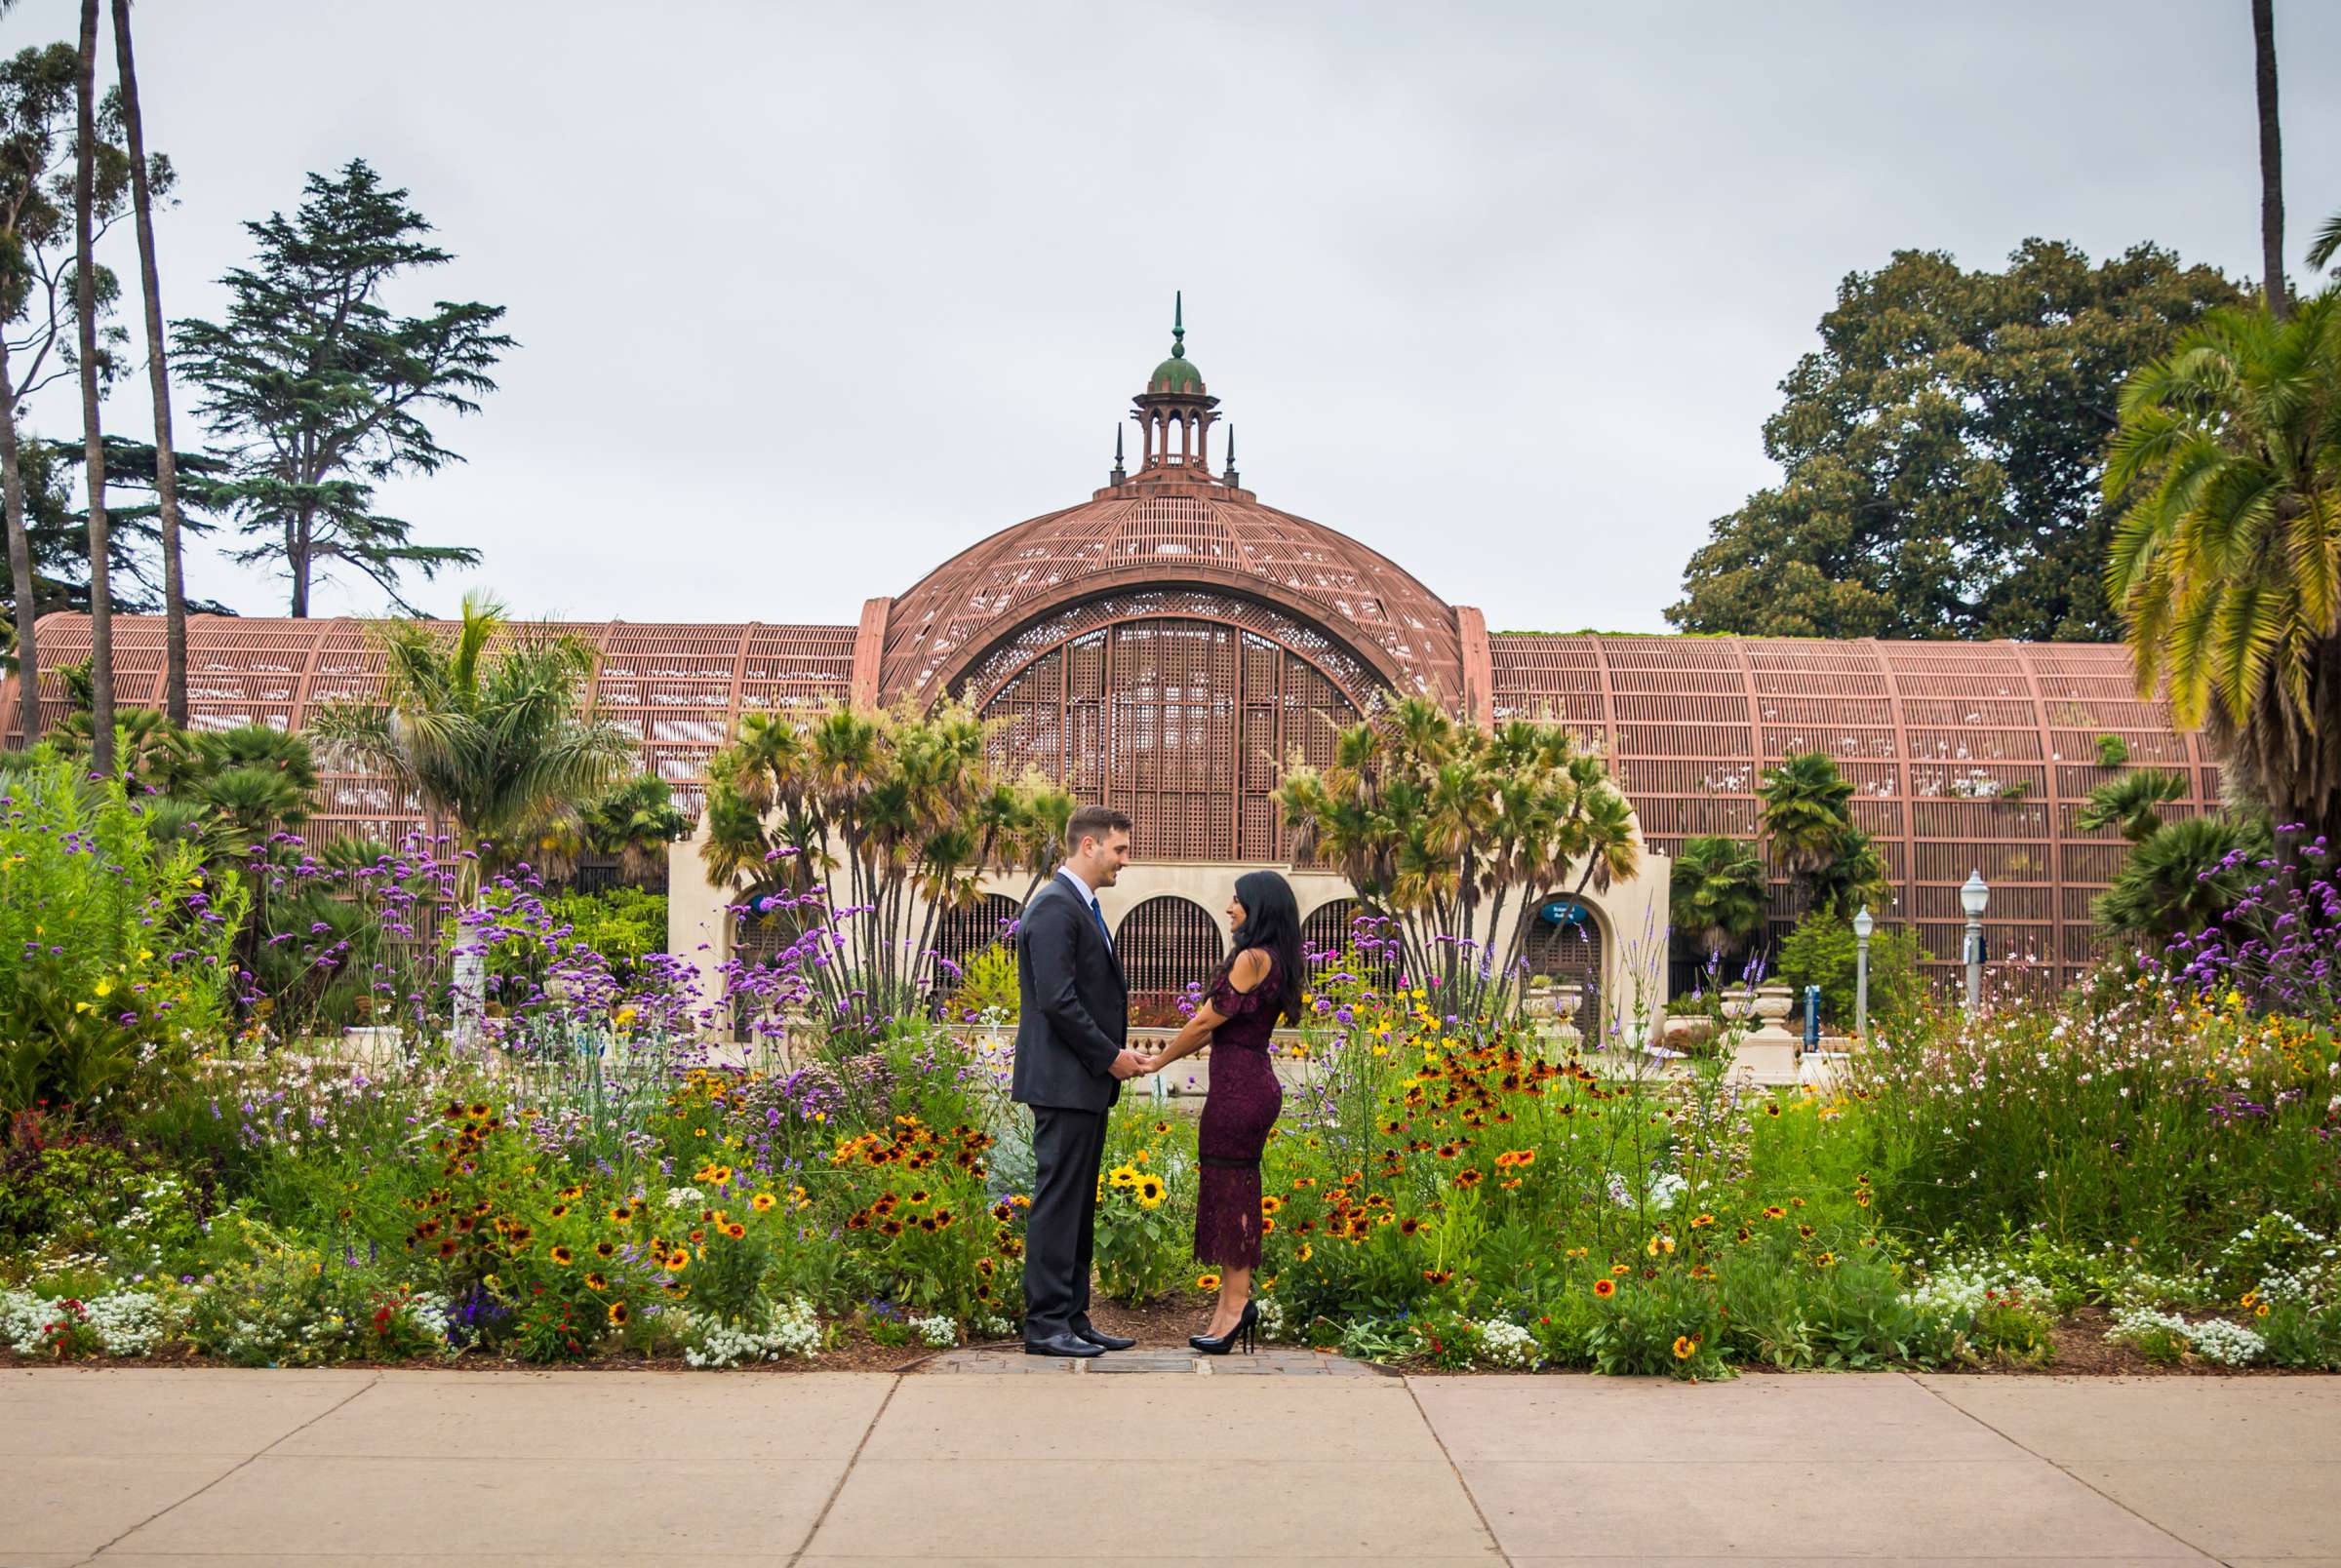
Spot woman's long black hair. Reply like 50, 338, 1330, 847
1215, 868, 1305, 1027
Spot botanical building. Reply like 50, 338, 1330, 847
4, 312, 2214, 1011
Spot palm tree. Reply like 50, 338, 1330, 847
107, 0, 186, 726
2105, 293, 2341, 862
2074, 768, 2190, 843
2252, 0, 2288, 320
309, 590, 634, 894
2312, 209, 2340, 278
307, 591, 634, 1036
536, 772, 690, 886
1760, 751, 1856, 914
2094, 813, 2273, 944
1669, 835, 1768, 957
70, 0, 110, 774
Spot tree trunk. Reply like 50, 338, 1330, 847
0, 344, 38, 747
73, 0, 112, 774
111, 0, 186, 726
2253, 0, 2288, 320
289, 515, 308, 617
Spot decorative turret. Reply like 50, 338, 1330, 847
1129, 291, 1221, 484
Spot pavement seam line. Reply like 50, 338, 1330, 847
1403, 1376, 1515, 1568
74, 1370, 385, 1566
1907, 1373, 2227, 1565
787, 1372, 900, 1567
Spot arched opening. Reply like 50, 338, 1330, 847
1521, 893, 1606, 1018
1300, 898, 1360, 960
928, 892, 1021, 1010
1115, 895, 1225, 1023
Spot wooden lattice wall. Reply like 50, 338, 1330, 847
1487, 634, 2212, 991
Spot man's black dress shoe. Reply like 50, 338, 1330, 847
1072, 1321, 1136, 1351
1023, 1331, 1103, 1358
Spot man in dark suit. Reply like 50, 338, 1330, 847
1013, 803, 1148, 1357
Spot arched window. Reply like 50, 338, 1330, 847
1300, 898, 1360, 960
1521, 894, 1605, 996
1115, 895, 1225, 1017
930, 893, 1021, 986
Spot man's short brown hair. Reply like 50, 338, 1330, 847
1064, 804, 1132, 850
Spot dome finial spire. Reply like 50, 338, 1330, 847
1170, 290, 1185, 359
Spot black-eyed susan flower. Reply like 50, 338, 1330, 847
608, 1302, 630, 1325
550, 1245, 574, 1266
751, 1193, 776, 1212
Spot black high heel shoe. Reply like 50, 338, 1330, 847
1189, 1299, 1258, 1355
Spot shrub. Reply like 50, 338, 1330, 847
0, 753, 247, 1112
1774, 912, 1924, 1033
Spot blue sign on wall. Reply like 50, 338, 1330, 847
1538, 899, 1588, 928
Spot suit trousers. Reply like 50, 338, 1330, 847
1023, 1105, 1109, 1340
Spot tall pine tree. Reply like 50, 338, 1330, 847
174, 160, 511, 616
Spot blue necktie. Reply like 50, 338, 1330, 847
1089, 896, 1111, 940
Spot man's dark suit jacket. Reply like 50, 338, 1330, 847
1012, 875, 1128, 1112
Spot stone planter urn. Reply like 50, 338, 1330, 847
1732, 983, 1801, 1083
1521, 978, 1583, 1056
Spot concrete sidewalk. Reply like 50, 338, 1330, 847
4, 1367, 2336, 1566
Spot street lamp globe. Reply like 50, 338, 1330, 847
1959, 870, 1990, 920
1851, 905, 1875, 941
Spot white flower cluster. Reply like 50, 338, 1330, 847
1898, 1256, 2049, 1325
973, 1313, 1017, 1341
2108, 1308, 2266, 1367
2223, 1211, 2338, 1306
81, 1292, 170, 1355
911, 1313, 958, 1349
1607, 1170, 1689, 1211
662, 1186, 705, 1209
1, 1291, 53, 1354
0, 1289, 172, 1355
681, 1297, 821, 1368
400, 1290, 454, 1348
1476, 1318, 1537, 1368
1252, 1295, 1287, 1342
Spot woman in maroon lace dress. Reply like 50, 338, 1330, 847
1138, 870, 1303, 1351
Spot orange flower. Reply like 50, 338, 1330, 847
1672, 1335, 1699, 1360
1593, 1278, 1616, 1299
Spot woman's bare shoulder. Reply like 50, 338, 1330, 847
1228, 947, 1271, 990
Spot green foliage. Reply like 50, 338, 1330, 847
536, 772, 692, 887
2106, 289, 2341, 855
1092, 1119, 1190, 1304
2074, 769, 2188, 843
939, 942, 1019, 1024
547, 886, 667, 984
2093, 813, 2272, 945
0, 752, 246, 1111
1672, 240, 2242, 642
2094, 734, 2130, 768
1843, 984, 2341, 1261
171, 160, 511, 615
1775, 912, 1924, 1031
1669, 835, 1767, 956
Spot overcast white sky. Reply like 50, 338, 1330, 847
15, 0, 2341, 632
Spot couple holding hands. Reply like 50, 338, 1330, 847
1011, 804, 1302, 1357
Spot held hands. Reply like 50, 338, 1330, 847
1109, 1047, 1151, 1080
1134, 1052, 1169, 1075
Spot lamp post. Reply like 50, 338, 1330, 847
1960, 870, 1990, 1016
1851, 904, 1874, 1039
